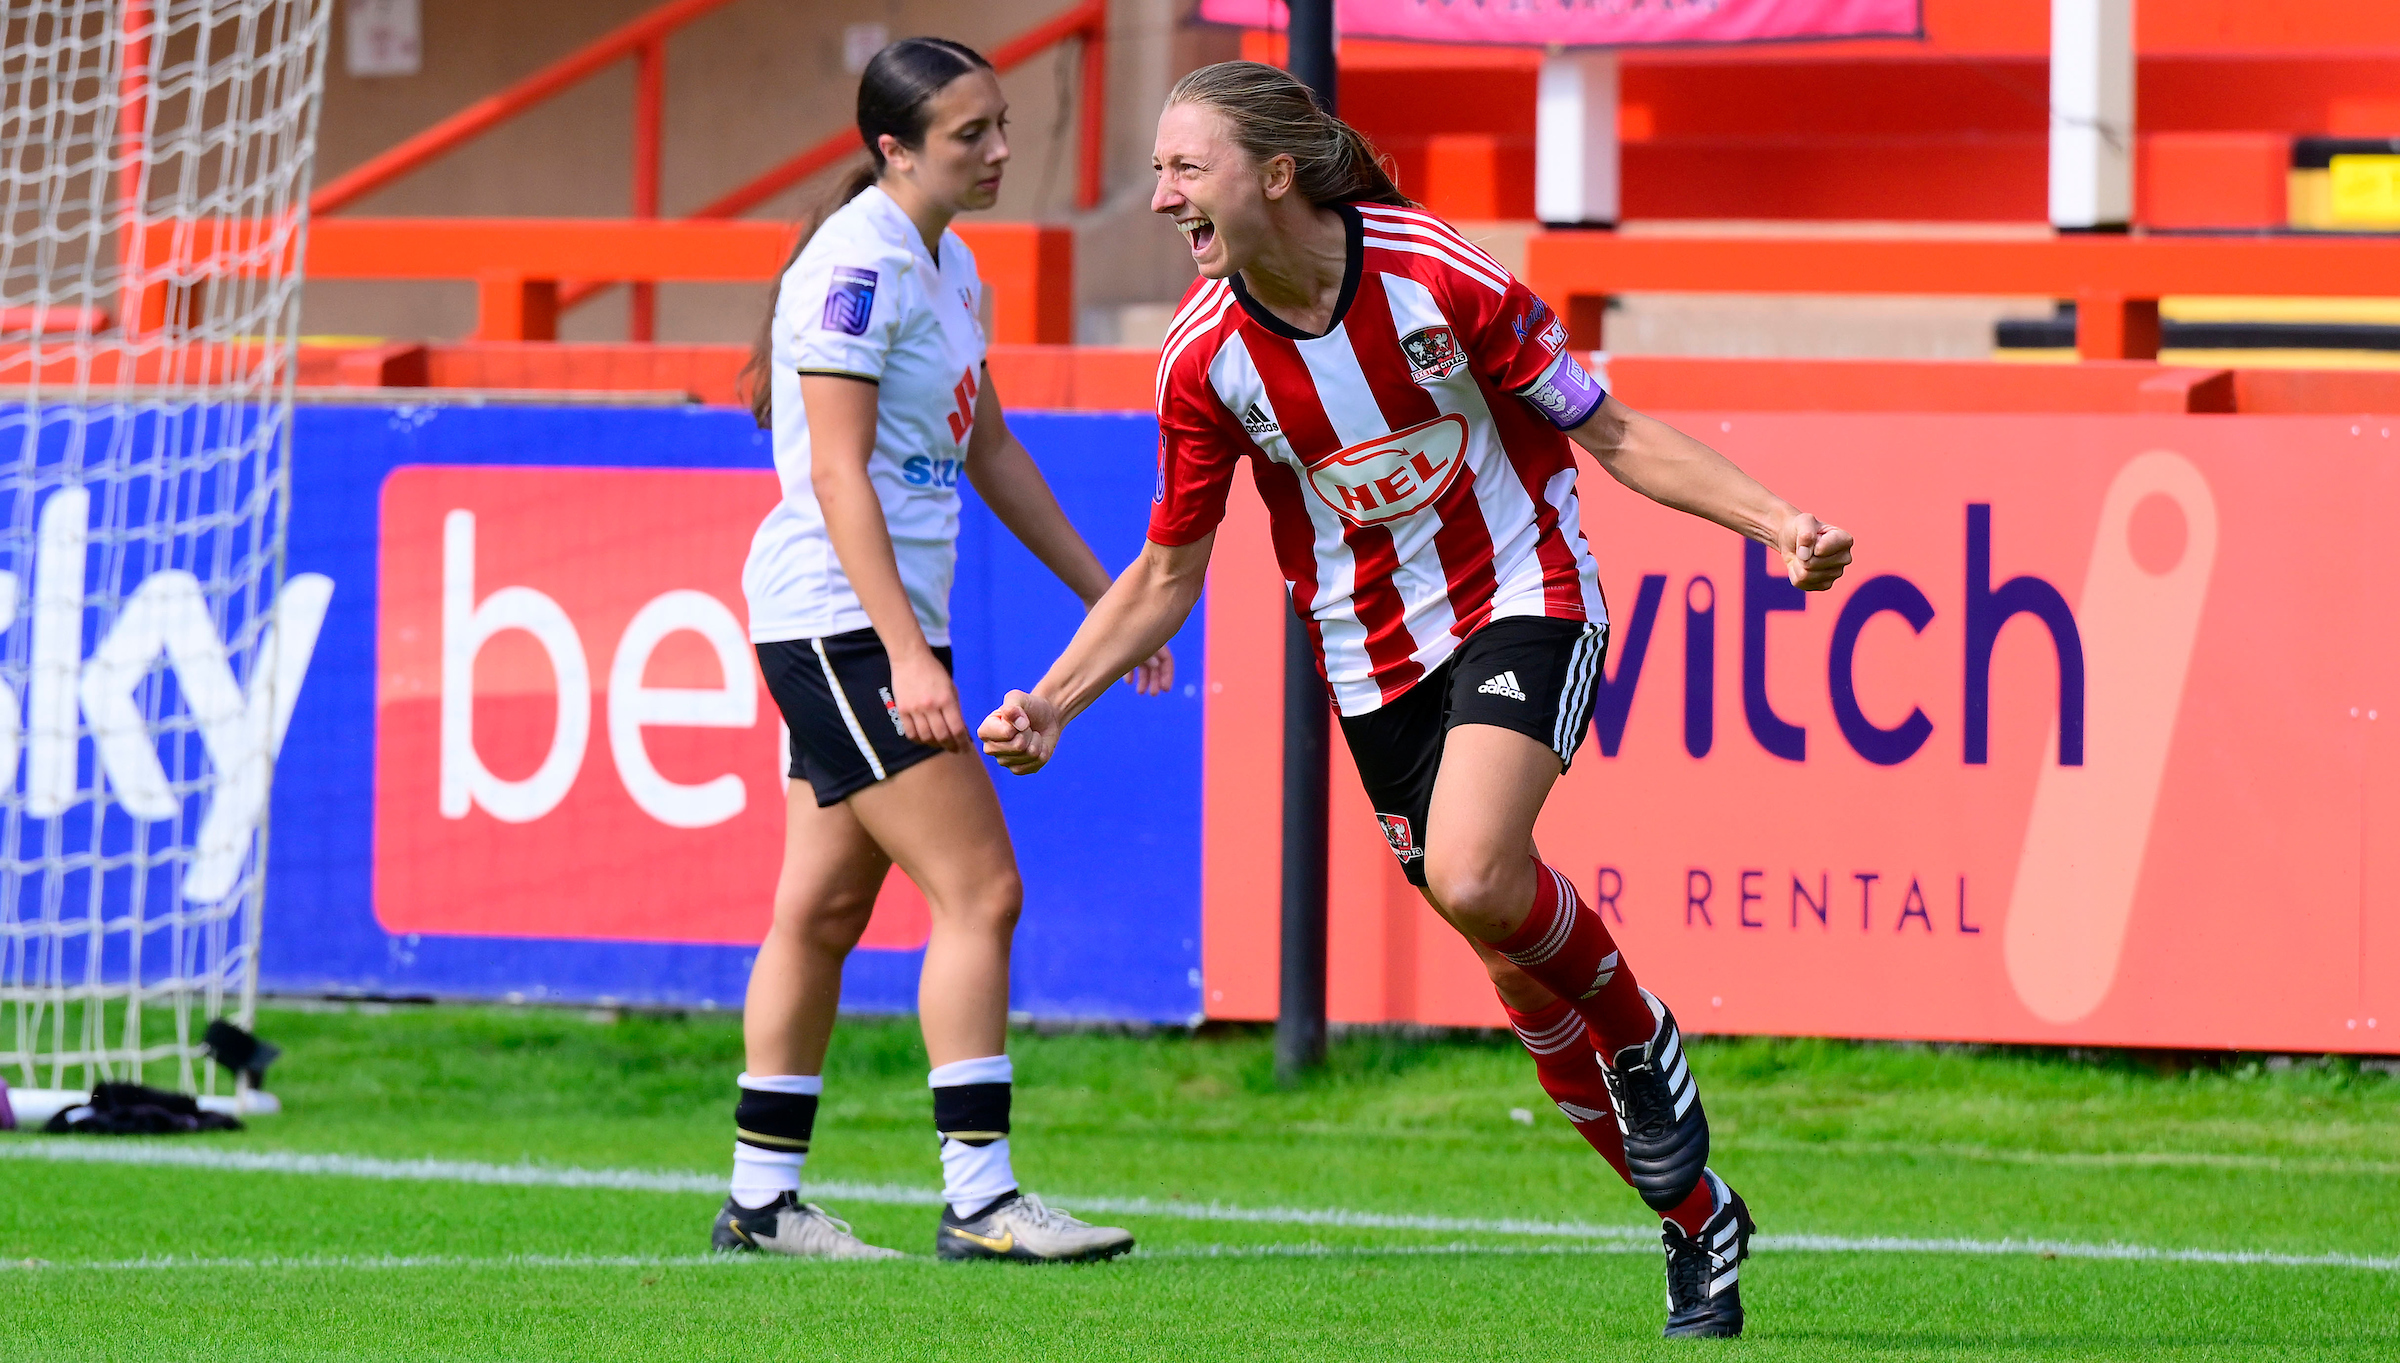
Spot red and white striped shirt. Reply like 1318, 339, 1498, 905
1149, 203, 1607, 716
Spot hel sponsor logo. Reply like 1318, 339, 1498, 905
1153, 444, 1167, 504
1240, 401, 1279, 438
1303, 412, 1469, 528
823, 266, 878, 336
1538, 316, 1568, 355
1377, 812, 1422, 862
878, 685, 905, 735
1398, 324, 1468, 384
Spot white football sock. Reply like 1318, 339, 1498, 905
929, 1055, 1016, 1217
730, 1072, 821, 1209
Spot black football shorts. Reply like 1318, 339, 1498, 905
1336, 615, 1607, 887
756, 628, 954, 807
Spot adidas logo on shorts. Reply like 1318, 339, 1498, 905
1477, 670, 1528, 702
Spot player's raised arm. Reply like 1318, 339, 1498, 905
979, 532, 1212, 773
1564, 395, 1855, 590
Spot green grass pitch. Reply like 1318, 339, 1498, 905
4, 1004, 2396, 1361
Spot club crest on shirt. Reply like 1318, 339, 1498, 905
1398, 325, 1467, 384
1377, 813, 1423, 863
1303, 412, 1469, 528
823, 266, 878, 336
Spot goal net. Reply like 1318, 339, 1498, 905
0, 0, 330, 1104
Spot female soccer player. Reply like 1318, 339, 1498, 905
717, 37, 1158, 1264
981, 62, 1852, 1333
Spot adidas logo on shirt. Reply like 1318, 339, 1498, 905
1241, 402, 1279, 437
1477, 670, 1528, 701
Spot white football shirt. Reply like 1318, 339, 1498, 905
743, 185, 987, 645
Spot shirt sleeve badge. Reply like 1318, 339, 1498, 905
823, 266, 879, 336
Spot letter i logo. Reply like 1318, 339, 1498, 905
2005, 452, 2217, 1023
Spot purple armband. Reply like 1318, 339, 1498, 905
1517, 351, 1606, 431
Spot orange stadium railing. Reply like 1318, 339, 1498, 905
125, 217, 1074, 346
296, 0, 1106, 342
1524, 231, 2400, 361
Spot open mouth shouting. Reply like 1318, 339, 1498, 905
1175, 215, 1216, 260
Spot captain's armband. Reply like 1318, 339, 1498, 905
1514, 351, 1607, 431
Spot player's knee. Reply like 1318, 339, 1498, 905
777, 883, 879, 952
932, 868, 1021, 937
1423, 851, 1521, 940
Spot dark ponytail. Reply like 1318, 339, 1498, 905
741, 37, 996, 428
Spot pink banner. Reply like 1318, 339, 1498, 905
1195, 0, 1921, 48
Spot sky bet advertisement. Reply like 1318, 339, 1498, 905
51, 398, 2384, 1048
267, 404, 1205, 1022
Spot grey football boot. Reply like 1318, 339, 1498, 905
711, 1192, 902, 1259
935, 1192, 1135, 1263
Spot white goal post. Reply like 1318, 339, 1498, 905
0, 0, 330, 1104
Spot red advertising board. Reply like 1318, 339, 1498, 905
1203, 414, 2400, 1053
374, 465, 929, 948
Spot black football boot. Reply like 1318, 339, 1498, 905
1600, 988, 1711, 1211
1662, 1174, 1754, 1339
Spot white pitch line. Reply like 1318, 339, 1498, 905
1, 1252, 754, 1274
5, 1140, 2393, 1272
1733, 1138, 2400, 1179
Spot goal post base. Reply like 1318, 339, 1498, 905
2, 1088, 281, 1129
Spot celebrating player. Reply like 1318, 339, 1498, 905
979, 61, 1852, 1334
719, 37, 1158, 1264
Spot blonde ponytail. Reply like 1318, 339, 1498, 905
1165, 61, 1413, 208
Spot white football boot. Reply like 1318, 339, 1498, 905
711, 1192, 902, 1259
935, 1192, 1135, 1263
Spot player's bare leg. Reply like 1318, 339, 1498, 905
716, 781, 902, 1260
745, 781, 892, 1075
847, 749, 1135, 1262
1420, 723, 1750, 1336
846, 748, 1020, 1068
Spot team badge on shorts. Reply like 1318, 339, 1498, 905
1399, 325, 1467, 384
824, 266, 878, 336
878, 685, 905, 735
1377, 813, 1423, 863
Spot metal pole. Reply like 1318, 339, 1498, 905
1275, 0, 1335, 1086
630, 37, 664, 342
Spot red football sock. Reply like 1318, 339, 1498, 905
1502, 996, 1630, 1184
1490, 859, 1658, 1053
1663, 1169, 1718, 1235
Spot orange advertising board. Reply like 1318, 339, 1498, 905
1202, 413, 2400, 1053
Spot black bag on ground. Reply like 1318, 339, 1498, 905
45, 1082, 242, 1135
